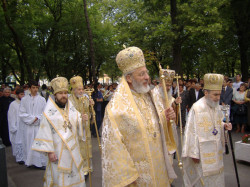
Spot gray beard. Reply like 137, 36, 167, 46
75, 93, 83, 98
132, 79, 150, 94
160, 87, 172, 99
205, 97, 219, 108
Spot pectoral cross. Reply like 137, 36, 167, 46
63, 120, 72, 133
63, 121, 68, 133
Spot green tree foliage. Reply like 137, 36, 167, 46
0, 0, 248, 84
101, 0, 247, 80
0, 0, 116, 84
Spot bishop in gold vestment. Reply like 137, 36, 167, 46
182, 74, 232, 187
69, 76, 93, 175
151, 68, 182, 155
102, 47, 177, 187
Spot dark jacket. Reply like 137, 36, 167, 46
188, 88, 204, 109
220, 86, 233, 105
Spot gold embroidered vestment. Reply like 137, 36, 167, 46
102, 76, 177, 187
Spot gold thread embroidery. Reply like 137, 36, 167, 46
34, 138, 53, 143
43, 103, 82, 173
204, 159, 216, 164
203, 152, 215, 158
190, 169, 193, 175
71, 143, 77, 151
219, 156, 223, 160
199, 117, 212, 132
66, 135, 74, 143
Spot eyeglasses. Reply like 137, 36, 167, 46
137, 70, 149, 77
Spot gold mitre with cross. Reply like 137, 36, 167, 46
116, 46, 146, 74
162, 68, 175, 84
70, 76, 83, 89
204, 73, 224, 91
51, 77, 69, 94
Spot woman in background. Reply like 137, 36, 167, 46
245, 87, 250, 128
232, 83, 247, 133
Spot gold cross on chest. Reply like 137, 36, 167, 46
199, 117, 212, 132
63, 120, 72, 133
61, 110, 72, 133
63, 121, 69, 132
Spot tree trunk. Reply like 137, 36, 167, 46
38, 0, 63, 81
226, 59, 230, 76
172, 42, 182, 74
231, 0, 250, 81
83, 0, 96, 83
231, 60, 235, 78
1, 0, 32, 83
238, 37, 249, 81
88, 60, 92, 83
2, 56, 22, 84
1, 58, 7, 83
170, 0, 182, 75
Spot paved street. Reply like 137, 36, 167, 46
5, 131, 250, 187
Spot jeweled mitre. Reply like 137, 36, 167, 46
116, 46, 146, 74
162, 69, 175, 84
203, 73, 224, 91
70, 76, 83, 89
51, 77, 69, 94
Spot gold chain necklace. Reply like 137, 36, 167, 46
207, 106, 218, 135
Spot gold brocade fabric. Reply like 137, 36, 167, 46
116, 47, 145, 74
68, 94, 92, 174
102, 76, 176, 187
150, 86, 177, 153
203, 73, 224, 91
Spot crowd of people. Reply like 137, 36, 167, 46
152, 74, 250, 133
0, 46, 249, 187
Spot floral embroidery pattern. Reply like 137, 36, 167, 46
48, 108, 57, 116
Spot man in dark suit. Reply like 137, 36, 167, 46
220, 80, 233, 106
188, 83, 204, 110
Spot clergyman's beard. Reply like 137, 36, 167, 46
205, 97, 219, 108
75, 93, 83, 98
56, 97, 68, 105
160, 87, 172, 99
167, 90, 172, 99
132, 78, 150, 94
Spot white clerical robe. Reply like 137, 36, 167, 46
182, 97, 225, 187
7, 99, 24, 162
19, 94, 47, 167
32, 97, 86, 187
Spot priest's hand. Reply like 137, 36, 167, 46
192, 158, 200, 163
34, 117, 38, 123
82, 113, 88, 121
165, 107, 176, 121
48, 152, 57, 162
224, 123, 232, 131
175, 97, 182, 105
